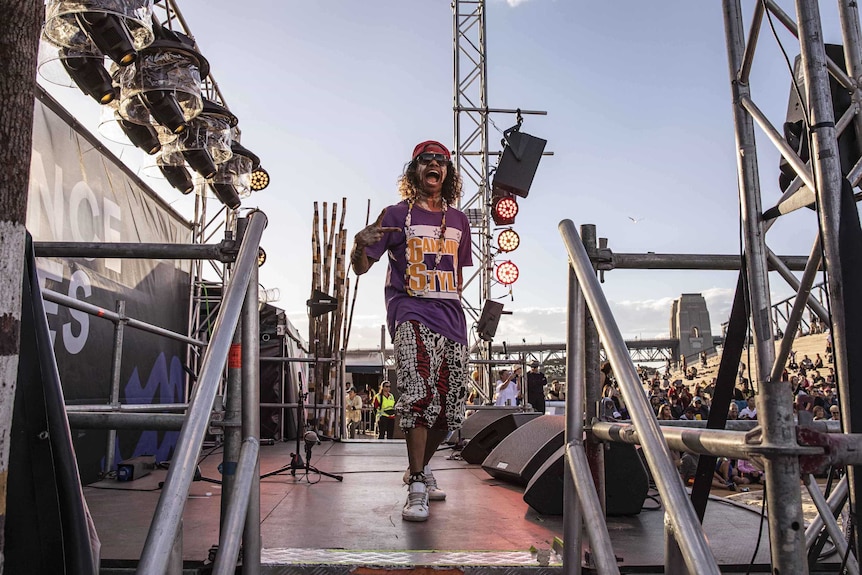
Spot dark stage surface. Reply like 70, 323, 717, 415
85, 439, 780, 573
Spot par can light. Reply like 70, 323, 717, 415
495, 260, 519, 285
496, 228, 520, 253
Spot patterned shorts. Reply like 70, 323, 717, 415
393, 320, 469, 431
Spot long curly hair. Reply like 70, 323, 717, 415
397, 159, 462, 205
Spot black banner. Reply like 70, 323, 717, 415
27, 88, 192, 483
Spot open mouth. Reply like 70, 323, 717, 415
425, 169, 441, 183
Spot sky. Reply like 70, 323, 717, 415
38, 1, 854, 351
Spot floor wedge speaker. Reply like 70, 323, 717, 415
460, 412, 541, 464
481, 415, 565, 486
447, 407, 513, 445
523, 445, 565, 515
605, 443, 649, 516
523, 442, 649, 516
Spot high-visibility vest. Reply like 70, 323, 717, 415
375, 393, 395, 419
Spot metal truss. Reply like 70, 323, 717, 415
150, 0, 238, 394
453, 0, 490, 328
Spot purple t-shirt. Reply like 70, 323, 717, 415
365, 200, 473, 346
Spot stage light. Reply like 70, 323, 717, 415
497, 228, 520, 253
177, 100, 236, 179
495, 260, 519, 285
211, 182, 241, 210
182, 148, 217, 179
492, 195, 518, 226
158, 164, 194, 195
117, 24, 208, 134
75, 11, 137, 66
119, 119, 160, 154
212, 140, 259, 197
258, 247, 267, 267
43, 0, 154, 65
60, 50, 116, 104
250, 167, 270, 191
141, 89, 188, 134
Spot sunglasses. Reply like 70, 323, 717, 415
416, 152, 448, 164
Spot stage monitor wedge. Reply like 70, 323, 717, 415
481, 414, 565, 486
460, 412, 541, 464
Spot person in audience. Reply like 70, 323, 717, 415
728, 402, 739, 420
812, 405, 828, 420
830, 405, 841, 421
739, 396, 758, 420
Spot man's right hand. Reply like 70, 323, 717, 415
354, 209, 400, 248
352, 209, 400, 275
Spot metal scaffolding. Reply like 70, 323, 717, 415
555, 2, 862, 573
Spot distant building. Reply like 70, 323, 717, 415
670, 294, 715, 362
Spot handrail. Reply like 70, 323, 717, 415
137, 210, 267, 575
559, 219, 720, 575
42, 289, 206, 348
212, 437, 260, 575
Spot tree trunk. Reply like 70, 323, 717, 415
0, 1, 43, 572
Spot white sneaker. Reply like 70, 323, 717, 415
423, 470, 446, 501
402, 467, 446, 501
402, 481, 429, 522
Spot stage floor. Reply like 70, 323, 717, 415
85, 439, 786, 573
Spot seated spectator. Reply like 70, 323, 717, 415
814, 353, 824, 369
813, 405, 828, 420
801, 355, 814, 370
739, 397, 757, 420
728, 403, 739, 420
714, 457, 752, 491
680, 405, 699, 421
830, 405, 841, 421
692, 396, 709, 420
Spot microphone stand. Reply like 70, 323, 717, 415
261, 371, 342, 482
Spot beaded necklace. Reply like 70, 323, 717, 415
404, 198, 447, 297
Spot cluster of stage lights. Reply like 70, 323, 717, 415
492, 194, 520, 285
40, 0, 270, 208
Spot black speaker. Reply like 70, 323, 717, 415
446, 407, 511, 445
605, 443, 649, 516
476, 300, 505, 341
492, 129, 547, 198
523, 444, 566, 515
522, 442, 650, 516
481, 414, 565, 486
460, 412, 541, 464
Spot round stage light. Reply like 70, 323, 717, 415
497, 228, 520, 253
495, 260, 519, 285
492, 196, 519, 225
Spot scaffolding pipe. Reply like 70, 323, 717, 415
766, 245, 829, 323
805, 474, 849, 548
67, 412, 186, 430
608, 252, 809, 271
212, 438, 260, 575
34, 240, 231, 261
559, 219, 719, 575
798, 0, 861, 560
43, 289, 206, 347
242, 261, 261, 574
562, 265, 583, 575
137, 210, 267, 575
565, 445, 620, 575
581, 226, 605, 513
804, 474, 859, 574
724, 3, 808, 572
768, 239, 825, 385
104, 300, 126, 473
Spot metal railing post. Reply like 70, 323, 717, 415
241, 261, 261, 574
559, 219, 719, 575
104, 300, 126, 474
562, 264, 583, 575
212, 438, 260, 575
136, 211, 267, 575
798, 0, 861, 560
